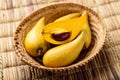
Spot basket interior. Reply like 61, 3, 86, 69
14, 3, 105, 70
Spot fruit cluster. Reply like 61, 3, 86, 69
24, 11, 91, 67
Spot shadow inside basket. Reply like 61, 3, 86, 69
29, 14, 96, 67
33, 36, 95, 66
15, 3, 105, 69
21, 12, 98, 68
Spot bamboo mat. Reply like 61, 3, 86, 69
0, 0, 120, 80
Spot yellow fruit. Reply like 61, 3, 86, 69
54, 13, 80, 22
54, 11, 91, 48
81, 11, 91, 48
24, 17, 48, 57
43, 31, 86, 67
43, 11, 91, 48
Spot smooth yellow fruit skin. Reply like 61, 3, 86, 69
54, 13, 80, 22
55, 11, 91, 48
24, 17, 48, 57
43, 31, 86, 67
43, 11, 91, 48
81, 11, 91, 48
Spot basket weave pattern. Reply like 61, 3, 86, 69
14, 3, 106, 72
0, 0, 120, 80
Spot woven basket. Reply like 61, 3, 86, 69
14, 3, 106, 72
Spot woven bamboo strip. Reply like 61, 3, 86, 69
0, 9, 22, 24
1, 51, 25, 68
108, 30, 120, 44
0, 1, 119, 24
0, 0, 118, 10
0, 0, 120, 80
0, 10, 7, 23
0, 54, 2, 80
104, 16, 120, 31
3, 65, 30, 80
0, 21, 20, 38
28, 62, 120, 80
0, 0, 7, 10
0, 37, 14, 53
97, 3, 120, 18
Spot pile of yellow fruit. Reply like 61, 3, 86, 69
24, 11, 91, 67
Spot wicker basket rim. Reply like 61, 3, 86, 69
13, 3, 106, 71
